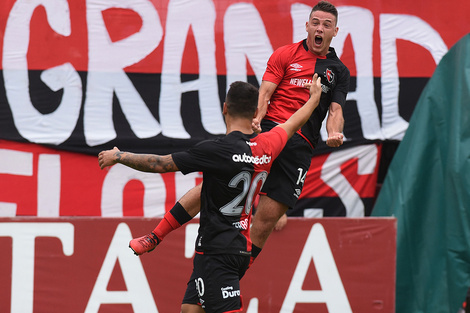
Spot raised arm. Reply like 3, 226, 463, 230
98, 147, 179, 173
276, 73, 322, 139
252, 80, 278, 133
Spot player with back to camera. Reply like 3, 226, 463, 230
98, 75, 323, 313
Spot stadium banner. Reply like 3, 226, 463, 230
0, 217, 396, 313
296, 143, 380, 217
1, 0, 469, 219
0, 139, 379, 217
1, 0, 469, 156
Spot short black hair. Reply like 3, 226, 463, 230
310, 1, 338, 24
225, 81, 258, 119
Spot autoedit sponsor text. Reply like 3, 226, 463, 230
232, 153, 272, 165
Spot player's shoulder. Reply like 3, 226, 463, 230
252, 127, 287, 157
188, 135, 228, 153
326, 47, 350, 74
256, 127, 286, 143
326, 48, 346, 65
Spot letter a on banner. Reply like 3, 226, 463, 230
281, 223, 352, 312
85, 223, 158, 313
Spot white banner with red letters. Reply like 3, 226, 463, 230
1, 0, 468, 153
0, 217, 396, 313
0, 140, 378, 217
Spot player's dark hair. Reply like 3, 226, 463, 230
310, 1, 338, 24
225, 81, 258, 119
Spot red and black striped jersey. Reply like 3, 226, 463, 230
172, 127, 287, 255
263, 39, 350, 147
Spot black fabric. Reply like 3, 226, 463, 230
260, 120, 314, 209
182, 253, 250, 313
251, 244, 262, 259
170, 201, 193, 225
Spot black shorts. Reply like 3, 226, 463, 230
182, 253, 250, 313
260, 120, 314, 209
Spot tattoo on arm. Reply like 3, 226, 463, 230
115, 151, 123, 162
116, 152, 178, 173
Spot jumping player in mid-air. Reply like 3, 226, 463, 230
98, 75, 322, 313
250, 0, 350, 234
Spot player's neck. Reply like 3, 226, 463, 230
225, 117, 254, 135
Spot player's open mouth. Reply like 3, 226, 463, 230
315, 35, 323, 45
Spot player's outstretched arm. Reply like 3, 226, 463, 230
277, 73, 322, 139
98, 147, 179, 173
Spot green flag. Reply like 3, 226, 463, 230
372, 33, 470, 313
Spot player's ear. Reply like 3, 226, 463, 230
334, 26, 339, 37
222, 102, 228, 115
